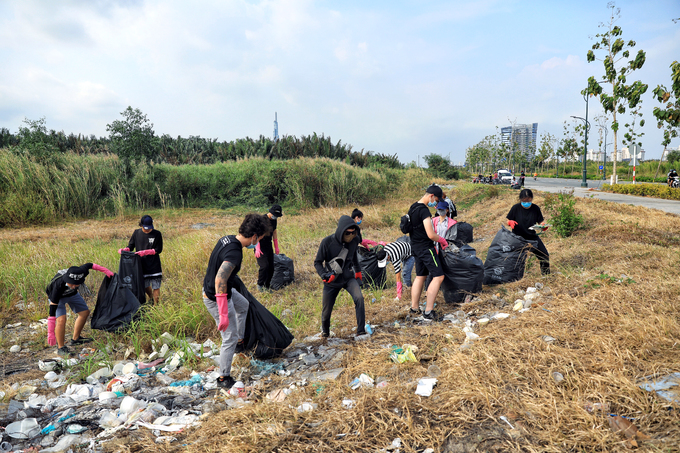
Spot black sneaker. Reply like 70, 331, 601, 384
321, 332, 330, 338
217, 375, 236, 389
69, 336, 93, 346
409, 307, 422, 315
423, 310, 440, 321
57, 346, 72, 357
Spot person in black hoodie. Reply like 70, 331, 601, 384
314, 215, 366, 338
118, 215, 163, 304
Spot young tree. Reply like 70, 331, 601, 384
652, 60, 680, 162
106, 107, 158, 170
17, 117, 57, 160
586, 2, 647, 183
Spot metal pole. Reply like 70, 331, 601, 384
581, 92, 589, 187
602, 128, 607, 180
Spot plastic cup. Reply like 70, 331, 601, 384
122, 363, 137, 375
112, 363, 125, 376
120, 396, 139, 414
99, 391, 118, 401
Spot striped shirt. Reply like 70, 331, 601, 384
384, 241, 412, 275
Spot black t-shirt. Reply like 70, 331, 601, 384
408, 202, 434, 251
259, 217, 277, 249
203, 235, 243, 300
46, 272, 76, 303
127, 229, 163, 277
507, 203, 544, 240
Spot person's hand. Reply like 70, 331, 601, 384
437, 237, 448, 250
396, 281, 403, 300
322, 272, 336, 284
254, 242, 262, 258
361, 239, 378, 248
540, 223, 549, 231
355, 272, 362, 283
274, 244, 280, 255
118, 247, 130, 254
92, 263, 114, 278
215, 294, 229, 331
135, 249, 156, 257
47, 316, 57, 346
508, 220, 518, 229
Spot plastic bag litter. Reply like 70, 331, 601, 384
349, 374, 374, 390
415, 378, 438, 397
39, 434, 82, 453
5, 418, 41, 439
390, 344, 418, 363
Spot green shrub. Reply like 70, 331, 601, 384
543, 190, 583, 238
602, 182, 680, 200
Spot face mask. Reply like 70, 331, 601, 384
521, 202, 532, 208
356, 219, 362, 225
436, 210, 447, 217
270, 215, 277, 220
427, 198, 437, 207
246, 236, 258, 249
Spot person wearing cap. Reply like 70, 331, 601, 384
314, 215, 366, 338
407, 184, 449, 320
432, 201, 457, 252
254, 205, 284, 292
375, 240, 412, 300
507, 188, 550, 275
46, 263, 114, 356
203, 213, 271, 389
118, 215, 164, 305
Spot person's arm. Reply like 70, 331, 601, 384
155, 232, 163, 255
313, 240, 328, 278
424, 217, 447, 248
273, 229, 279, 255
127, 232, 136, 252
214, 260, 235, 331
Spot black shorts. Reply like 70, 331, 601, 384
412, 246, 444, 278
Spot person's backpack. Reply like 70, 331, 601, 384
399, 214, 412, 234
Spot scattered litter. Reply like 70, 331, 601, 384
156, 436, 178, 443
9, 345, 21, 353
540, 335, 557, 344
512, 300, 524, 311
349, 374, 374, 390
551, 372, 564, 384
427, 364, 442, 378
342, 399, 355, 409
415, 378, 437, 397
608, 415, 650, 448
638, 372, 680, 404
296, 402, 317, 412
390, 344, 418, 363
266, 388, 290, 402
477, 317, 490, 326
492, 313, 510, 320
500, 415, 515, 430
5, 418, 40, 439
583, 401, 610, 413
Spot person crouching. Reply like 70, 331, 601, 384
314, 215, 366, 338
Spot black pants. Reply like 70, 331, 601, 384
529, 237, 550, 275
256, 245, 275, 288
321, 278, 365, 335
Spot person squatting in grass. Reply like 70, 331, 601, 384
507, 188, 551, 275
46, 263, 114, 356
408, 184, 449, 320
314, 215, 366, 338
375, 240, 412, 300
202, 213, 271, 389
118, 215, 163, 305
254, 204, 284, 292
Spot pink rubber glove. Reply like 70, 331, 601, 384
396, 281, 403, 300
47, 316, 57, 346
274, 238, 280, 255
508, 220, 518, 229
378, 241, 388, 246
118, 247, 130, 254
215, 293, 229, 331
437, 237, 448, 250
92, 263, 114, 278
361, 239, 378, 247
254, 242, 262, 258
135, 249, 156, 257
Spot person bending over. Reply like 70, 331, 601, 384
507, 189, 550, 275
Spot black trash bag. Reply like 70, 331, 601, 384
483, 226, 537, 285
233, 276, 294, 359
357, 247, 387, 289
455, 222, 474, 245
441, 247, 484, 303
91, 274, 141, 332
270, 254, 295, 290
118, 251, 146, 305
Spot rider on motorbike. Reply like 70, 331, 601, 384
668, 169, 678, 187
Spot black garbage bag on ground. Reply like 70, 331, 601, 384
483, 226, 537, 285
441, 246, 484, 303
357, 247, 387, 289
91, 274, 141, 332
118, 251, 146, 305
233, 276, 294, 359
270, 254, 295, 290
455, 222, 474, 245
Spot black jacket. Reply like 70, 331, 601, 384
314, 215, 361, 288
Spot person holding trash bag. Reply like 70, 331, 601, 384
408, 184, 448, 320
376, 240, 412, 300
118, 215, 163, 305
46, 263, 114, 356
255, 204, 284, 292
202, 214, 271, 389
507, 188, 550, 275
314, 216, 366, 338
433, 201, 457, 252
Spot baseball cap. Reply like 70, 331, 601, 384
436, 201, 449, 210
376, 249, 387, 268
63, 265, 89, 285
425, 184, 443, 199
140, 215, 154, 229
269, 204, 283, 217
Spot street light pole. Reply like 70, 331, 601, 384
572, 90, 590, 188
602, 127, 608, 181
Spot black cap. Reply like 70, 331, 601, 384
269, 204, 283, 217
63, 265, 89, 285
425, 184, 443, 199
140, 215, 154, 229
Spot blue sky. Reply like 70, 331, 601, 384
0, 0, 678, 165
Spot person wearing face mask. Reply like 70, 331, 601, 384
202, 213, 271, 389
46, 263, 114, 356
350, 208, 381, 248
254, 204, 284, 292
432, 201, 457, 252
408, 184, 449, 320
118, 215, 163, 305
507, 189, 550, 275
314, 215, 366, 338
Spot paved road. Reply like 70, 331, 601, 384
522, 177, 680, 216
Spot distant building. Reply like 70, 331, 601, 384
620, 145, 645, 162
501, 123, 538, 160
